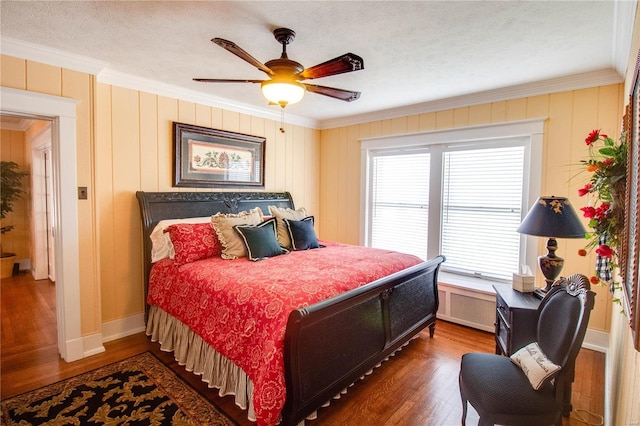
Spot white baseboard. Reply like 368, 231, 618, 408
83, 332, 105, 357
101, 313, 145, 343
583, 328, 608, 353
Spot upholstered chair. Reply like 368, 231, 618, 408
458, 274, 595, 426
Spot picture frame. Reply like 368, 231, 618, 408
622, 48, 640, 351
173, 122, 265, 188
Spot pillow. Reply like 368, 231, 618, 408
164, 222, 220, 266
268, 205, 308, 248
283, 216, 320, 250
212, 208, 264, 259
234, 218, 286, 261
510, 342, 560, 390
149, 216, 212, 262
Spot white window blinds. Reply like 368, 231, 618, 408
370, 152, 430, 259
441, 146, 525, 280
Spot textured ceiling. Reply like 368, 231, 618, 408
0, 1, 634, 127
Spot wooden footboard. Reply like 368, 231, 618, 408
281, 255, 445, 426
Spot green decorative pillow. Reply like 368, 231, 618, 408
234, 218, 287, 261
268, 205, 308, 248
510, 342, 560, 390
283, 216, 320, 250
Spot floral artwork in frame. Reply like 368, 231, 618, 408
173, 122, 265, 188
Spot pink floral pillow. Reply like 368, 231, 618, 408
164, 222, 221, 266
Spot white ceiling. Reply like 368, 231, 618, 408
0, 1, 636, 129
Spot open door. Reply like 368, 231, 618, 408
31, 124, 55, 281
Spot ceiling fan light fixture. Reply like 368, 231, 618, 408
261, 80, 305, 107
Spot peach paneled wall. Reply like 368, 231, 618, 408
94, 84, 320, 323
0, 128, 29, 260
319, 84, 623, 334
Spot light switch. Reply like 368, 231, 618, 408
78, 187, 88, 200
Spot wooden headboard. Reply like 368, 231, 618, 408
135, 191, 294, 316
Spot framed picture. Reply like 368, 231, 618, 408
622, 48, 640, 351
173, 122, 265, 188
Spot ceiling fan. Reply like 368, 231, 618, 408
194, 27, 364, 109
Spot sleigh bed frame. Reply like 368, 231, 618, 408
136, 190, 444, 425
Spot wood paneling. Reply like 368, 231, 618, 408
0, 56, 26, 89
0, 128, 28, 259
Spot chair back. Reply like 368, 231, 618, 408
536, 274, 595, 369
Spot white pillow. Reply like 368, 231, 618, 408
510, 342, 560, 390
149, 216, 212, 262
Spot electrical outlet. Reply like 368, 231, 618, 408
78, 187, 88, 200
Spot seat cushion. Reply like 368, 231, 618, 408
460, 352, 561, 417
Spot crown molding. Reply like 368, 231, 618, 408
97, 69, 317, 129
0, 37, 108, 75
612, 0, 638, 77
319, 68, 623, 130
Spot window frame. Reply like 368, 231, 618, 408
360, 118, 546, 286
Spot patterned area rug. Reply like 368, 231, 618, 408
1, 351, 237, 425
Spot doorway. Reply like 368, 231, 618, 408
1, 86, 84, 362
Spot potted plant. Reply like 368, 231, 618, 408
1, 161, 29, 279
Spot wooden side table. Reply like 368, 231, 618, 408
493, 283, 540, 356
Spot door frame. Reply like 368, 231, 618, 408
1, 86, 84, 362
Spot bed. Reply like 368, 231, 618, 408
136, 190, 445, 426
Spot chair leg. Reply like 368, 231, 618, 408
459, 374, 468, 426
461, 398, 467, 426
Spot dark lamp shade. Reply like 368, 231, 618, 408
517, 196, 586, 238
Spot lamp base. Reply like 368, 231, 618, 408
538, 237, 565, 293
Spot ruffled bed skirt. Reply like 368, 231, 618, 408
146, 305, 258, 419
146, 305, 415, 425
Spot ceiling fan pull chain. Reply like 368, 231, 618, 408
280, 107, 286, 133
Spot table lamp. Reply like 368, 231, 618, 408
516, 196, 587, 295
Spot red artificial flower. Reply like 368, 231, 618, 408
590, 276, 600, 285
578, 183, 594, 197
596, 244, 614, 258
578, 249, 587, 257
585, 129, 600, 145
581, 206, 596, 219
602, 158, 613, 166
595, 203, 610, 220
601, 133, 608, 139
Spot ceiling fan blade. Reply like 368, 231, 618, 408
212, 38, 274, 76
300, 53, 364, 80
193, 78, 264, 83
304, 84, 361, 102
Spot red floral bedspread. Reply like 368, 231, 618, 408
148, 241, 422, 426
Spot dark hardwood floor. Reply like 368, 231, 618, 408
1, 272, 605, 425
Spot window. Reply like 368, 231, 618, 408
362, 119, 544, 284
370, 151, 430, 260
